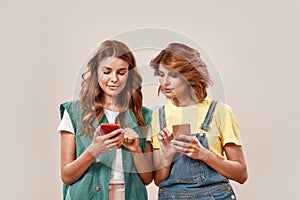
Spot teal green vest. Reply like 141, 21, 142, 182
59, 100, 152, 200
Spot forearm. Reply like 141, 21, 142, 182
61, 149, 95, 185
153, 164, 171, 186
202, 151, 248, 184
153, 149, 174, 186
131, 144, 153, 185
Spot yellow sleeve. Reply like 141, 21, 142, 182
150, 110, 161, 149
220, 104, 242, 147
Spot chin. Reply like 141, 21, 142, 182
164, 93, 175, 99
107, 91, 121, 97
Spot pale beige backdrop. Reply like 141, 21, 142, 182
1, 0, 300, 199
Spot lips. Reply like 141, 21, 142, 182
108, 85, 118, 90
163, 88, 173, 93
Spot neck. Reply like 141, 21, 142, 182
102, 96, 120, 111
172, 96, 197, 107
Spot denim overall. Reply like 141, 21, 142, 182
158, 101, 236, 200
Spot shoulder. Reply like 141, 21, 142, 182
59, 100, 83, 134
215, 101, 232, 111
142, 106, 153, 124
199, 99, 235, 121
60, 99, 80, 108
59, 100, 81, 119
152, 101, 173, 118
142, 106, 152, 115
202, 99, 232, 112
210, 100, 238, 125
214, 101, 234, 115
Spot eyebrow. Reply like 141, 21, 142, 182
101, 67, 128, 72
101, 66, 128, 69
117, 67, 128, 70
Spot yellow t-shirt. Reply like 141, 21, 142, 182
151, 99, 242, 158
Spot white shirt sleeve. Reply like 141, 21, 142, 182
57, 110, 75, 134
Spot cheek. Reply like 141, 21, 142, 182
97, 72, 104, 81
98, 75, 109, 86
178, 84, 189, 93
120, 74, 128, 81
158, 77, 163, 84
169, 78, 181, 87
175, 78, 188, 87
119, 74, 129, 86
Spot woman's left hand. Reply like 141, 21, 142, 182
122, 128, 141, 153
171, 135, 210, 160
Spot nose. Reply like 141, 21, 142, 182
161, 75, 170, 86
110, 72, 118, 82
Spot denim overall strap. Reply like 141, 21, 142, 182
201, 100, 217, 131
159, 105, 166, 130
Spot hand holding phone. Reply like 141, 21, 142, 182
172, 123, 191, 139
100, 123, 122, 148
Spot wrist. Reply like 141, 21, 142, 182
160, 158, 172, 169
131, 146, 142, 154
87, 143, 99, 158
199, 150, 211, 161
160, 153, 174, 167
162, 150, 176, 160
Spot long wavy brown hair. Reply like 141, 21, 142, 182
150, 43, 213, 104
80, 40, 145, 137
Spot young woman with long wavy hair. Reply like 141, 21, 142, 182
57, 40, 153, 200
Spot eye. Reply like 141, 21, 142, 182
103, 70, 110, 75
170, 72, 178, 78
118, 69, 128, 75
100, 67, 111, 75
157, 71, 164, 77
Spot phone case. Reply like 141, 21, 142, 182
172, 123, 191, 138
100, 123, 121, 134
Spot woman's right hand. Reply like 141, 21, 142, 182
158, 128, 176, 158
87, 126, 124, 158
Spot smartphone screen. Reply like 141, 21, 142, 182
172, 123, 191, 139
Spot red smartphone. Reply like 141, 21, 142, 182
172, 123, 191, 139
100, 123, 121, 136
100, 123, 122, 148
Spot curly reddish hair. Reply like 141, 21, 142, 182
150, 43, 213, 103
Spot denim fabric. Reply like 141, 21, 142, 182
159, 183, 235, 200
159, 133, 236, 200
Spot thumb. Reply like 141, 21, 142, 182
94, 126, 102, 138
